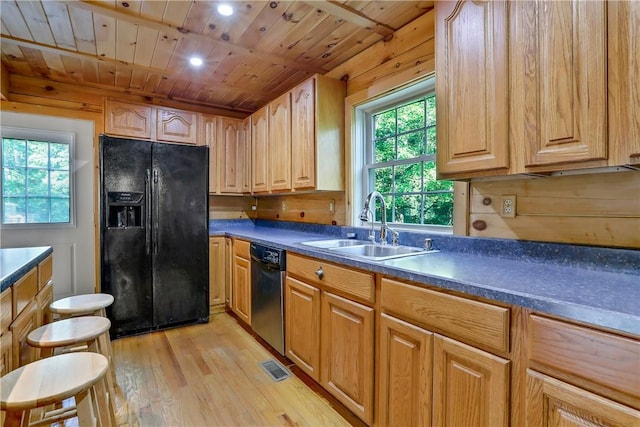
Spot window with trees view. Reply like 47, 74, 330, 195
364, 93, 453, 226
1, 129, 73, 226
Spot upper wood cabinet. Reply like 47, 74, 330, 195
240, 117, 252, 193
249, 73, 345, 194
269, 92, 292, 192
104, 99, 153, 139
104, 100, 202, 145
202, 115, 219, 194
608, 0, 640, 166
515, 0, 607, 168
291, 75, 345, 191
436, 0, 510, 177
436, 0, 638, 178
251, 105, 269, 193
156, 107, 198, 145
219, 117, 246, 194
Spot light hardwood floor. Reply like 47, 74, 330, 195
111, 313, 351, 427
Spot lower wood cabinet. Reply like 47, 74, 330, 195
285, 276, 321, 381
231, 239, 251, 325
286, 253, 375, 424
10, 300, 38, 368
209, 237, 226, 313
321, 291, 374, 425
378, 313, 433, 427
433, 335, 509, 427
526, 370, 640, 427
377, 313, 509, 427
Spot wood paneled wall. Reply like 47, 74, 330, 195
256, 192, 346, 225
326, 10, 436, 96
209, 195, 256, 220
469, 171, 640, 248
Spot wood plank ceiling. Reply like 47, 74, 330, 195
0, 1, 434, 113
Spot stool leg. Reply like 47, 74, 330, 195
75, 388, 98, 427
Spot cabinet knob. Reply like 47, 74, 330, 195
315, 267, 324, 279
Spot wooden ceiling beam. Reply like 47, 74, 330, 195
0, 35, 276, 99
58, 0, 326, 75
302, 1, 396, 39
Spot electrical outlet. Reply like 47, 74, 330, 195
329, 200, 335, 213
500, 195, 516, 218
281, 201, 286, 211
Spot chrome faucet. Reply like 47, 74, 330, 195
359, 191, 399, 245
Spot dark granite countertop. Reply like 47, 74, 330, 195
210, 220, 640, 336
0, 246, 53, 292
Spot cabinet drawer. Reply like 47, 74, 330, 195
233, 239, 250, 258
38, 254, 53, 290
287, 253, 374, 304
13, 267, 38, 319
1, 288, 12, 336
529, 315, 640, 401
381, 278, 510, 354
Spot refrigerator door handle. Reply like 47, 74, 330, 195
153, 168, 159, 254
145, 169, 151, 255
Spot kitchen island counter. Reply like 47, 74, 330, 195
0, 246, 53, 292
211, 220, 640, 336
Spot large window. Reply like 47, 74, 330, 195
1, 127, 74, 226
361, 80, 453, 228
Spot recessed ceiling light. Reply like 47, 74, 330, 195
217, 4, 233, 16
190, 56, 203, 67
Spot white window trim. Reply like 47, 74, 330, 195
353, 76, 453, 233
1, 126, 77, 229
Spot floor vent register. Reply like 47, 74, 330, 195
260, 359, 291, 382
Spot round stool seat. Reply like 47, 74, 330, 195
0, 352, 108, 411
50, 293, 114, 317
27, 316, 111, 349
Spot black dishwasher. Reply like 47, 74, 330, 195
250, 243, 286, 355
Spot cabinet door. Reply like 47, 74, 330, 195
240, 116, 252, 193
378, 313, 433, 427
105, 99, 153, 139
321, 292, 374, 424
608, 0, 640, 166
35, 281, 53, 327
225, 238, 232, 307
291, 78, 316, 190
285, 276, 321, 381
156, 108, 198, 144
0, 331, 12, 375
269, 92, 292, 192
232, 255, 251, 325
219, 117, 243, 193
433, 334, 510, 427
518, 0, 607, 168
435, 0, 509, 176
251, 106, 269, 193
209, 237, 226, 310
526, 370, 640, 427
202, 115, 219, 194
10, 301, 38, 368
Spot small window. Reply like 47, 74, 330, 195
360, 80, 453, 228
1, 127, 74, 227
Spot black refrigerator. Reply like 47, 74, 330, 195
99, 135, 209, 338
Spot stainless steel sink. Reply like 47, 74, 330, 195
330, 244, 429, 261
299, 239, 435, 261
299, 239, 370, 249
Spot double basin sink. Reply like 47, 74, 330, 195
299, 238, 436, 261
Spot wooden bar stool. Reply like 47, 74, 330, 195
49, 293, 115, 383
26, 316, 116, 426
1, 352, 111, 427
49, 293, 114, 318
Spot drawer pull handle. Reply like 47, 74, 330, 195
315, 267, 324, 279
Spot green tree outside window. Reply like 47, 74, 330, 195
365, 96, 453, 226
